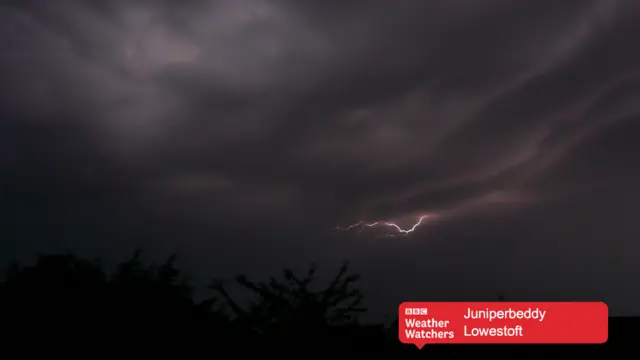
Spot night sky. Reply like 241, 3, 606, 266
1, 1, 640, 318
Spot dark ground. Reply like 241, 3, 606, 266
0, 252, 633, 356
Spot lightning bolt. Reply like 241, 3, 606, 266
336, 215, 430, 236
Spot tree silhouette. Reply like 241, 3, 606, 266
0, 251, 230, 342
0, 253, 107, 324
108, 250, 195, 318
209, 260, 372, 348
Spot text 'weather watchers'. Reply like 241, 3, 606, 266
399, 301, 608, 348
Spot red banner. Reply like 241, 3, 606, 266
398, 301, 607, 348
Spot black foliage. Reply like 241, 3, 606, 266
0, 251, 635, 355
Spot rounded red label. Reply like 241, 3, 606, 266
398, 301, 608, 348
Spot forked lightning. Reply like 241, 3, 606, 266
336, 215, 430, 235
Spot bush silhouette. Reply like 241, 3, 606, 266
0, 251, 231, 344
208, 261, 389, 349
211, 262, 363, 324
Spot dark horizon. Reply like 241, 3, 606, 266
2, 0, 640, 323
2, 251, 635, 354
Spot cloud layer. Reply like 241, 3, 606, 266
2, 0, 640, 316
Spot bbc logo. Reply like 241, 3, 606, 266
405, 307, 429, 315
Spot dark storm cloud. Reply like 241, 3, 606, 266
2, 0, 640, 315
